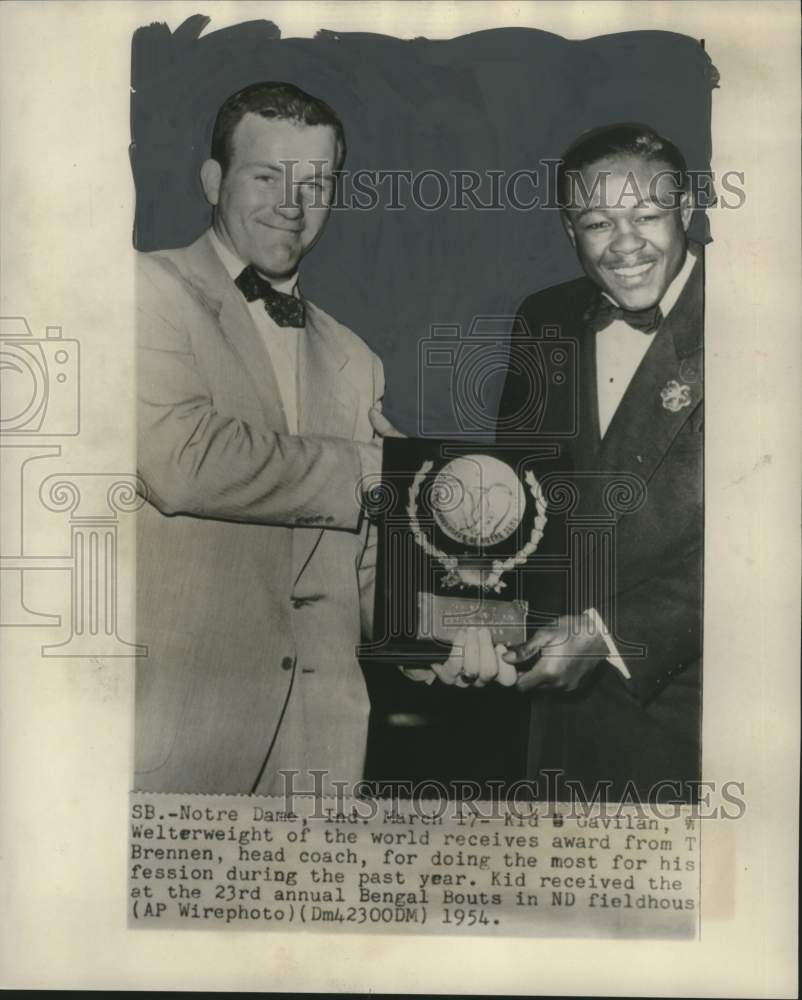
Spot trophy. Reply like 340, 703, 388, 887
366, 439, 567, 662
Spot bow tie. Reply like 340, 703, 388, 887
235, 265, 306, 328
584, 295, 662, 334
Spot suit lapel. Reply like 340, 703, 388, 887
292, 302, 359, 584
173, 233, 289, 432
297, 303, 358, 438
169, 233, 363, 586
597, 249, 704, 483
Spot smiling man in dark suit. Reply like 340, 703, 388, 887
498, 123, 703, 801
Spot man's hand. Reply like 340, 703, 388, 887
401, 627, 518, 687
433, 628, 517, 687
369, 404, 405, 438
502, 613, 609, 693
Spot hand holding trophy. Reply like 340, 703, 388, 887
400, 627, 519, 687
367, 410, 532, 689
367, 439, 564, 689
432, 627, 518, 688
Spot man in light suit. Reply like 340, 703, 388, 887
498, 124, 703, 800
134, 82, 385, 796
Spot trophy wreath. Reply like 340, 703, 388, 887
405, 454, 548, 646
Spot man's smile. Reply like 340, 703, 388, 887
255, 220, 304, 234
606, 259, 658, 285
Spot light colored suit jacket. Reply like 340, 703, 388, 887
134, 231, 383, 795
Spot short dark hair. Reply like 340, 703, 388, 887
557, 122, 688, 208
210, 81, 346, 172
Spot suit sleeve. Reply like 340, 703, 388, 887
357, 353, 385, 638
496, 308, 534, 443
497, 296, 576, 450
136, 258, 373, 530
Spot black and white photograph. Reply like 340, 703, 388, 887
131, 17, 711, 805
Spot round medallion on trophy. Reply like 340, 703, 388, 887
430, 454, 526, 547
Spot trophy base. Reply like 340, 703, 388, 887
417, 591, 528, 646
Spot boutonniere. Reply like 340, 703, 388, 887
660, 380, 692, 413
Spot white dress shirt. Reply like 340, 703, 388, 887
595, 249, 696, 436
209, 228, 302, 434
590, 248, 696, 676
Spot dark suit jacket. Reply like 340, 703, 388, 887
498, 244, 704, 800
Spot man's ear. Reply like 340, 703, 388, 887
561, 210, 577, 248
200, 159, 223, 207
679, 189, 694, 232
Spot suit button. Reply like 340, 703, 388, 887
281, 656, 295, 671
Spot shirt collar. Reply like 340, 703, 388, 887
208, 226, 300, 298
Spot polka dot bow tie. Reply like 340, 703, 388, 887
235, 265, 306, 329
585, 295, 662, 334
